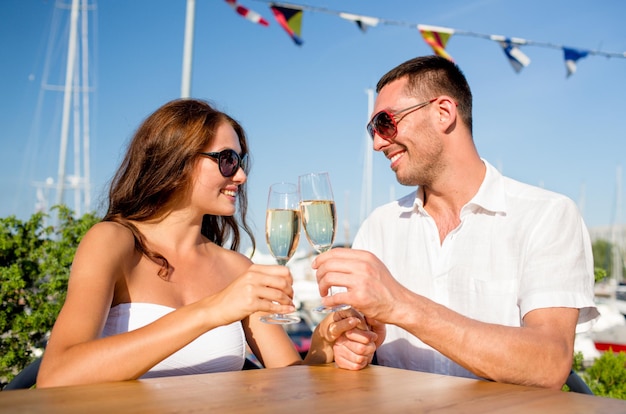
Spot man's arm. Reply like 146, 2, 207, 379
313, 248, 577, 389
392, 288, 577, 389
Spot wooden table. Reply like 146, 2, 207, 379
1, 364, 624, 413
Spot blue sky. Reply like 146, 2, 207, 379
1, 0, 625, 255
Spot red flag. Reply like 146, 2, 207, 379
224, 0, 269, 27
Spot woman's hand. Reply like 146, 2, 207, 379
312, 309, 382, 370
206, 264, 297, 327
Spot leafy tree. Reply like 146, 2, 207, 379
592, 238, 625, 282
594, 267, 608, 284
593, 239, 614, 277
0, 206, 99, 388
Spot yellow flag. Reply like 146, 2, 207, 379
418, 24, 455, 61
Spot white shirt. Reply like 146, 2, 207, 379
352, 160, 599, 379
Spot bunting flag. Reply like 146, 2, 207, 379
270, 5, 304, 45
418, 25, 455, 61
338, 12, 379, 33
224, 0, 270, 26
252, 1, 625, 77
563, 47, 590, 77
491, 36, 531, 73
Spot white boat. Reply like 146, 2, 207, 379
615, 282, 626, 316
588, 296, 626, 355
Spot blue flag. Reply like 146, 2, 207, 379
563, 47, 589, 77
495, 38, 531, 73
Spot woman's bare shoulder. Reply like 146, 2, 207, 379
82, 220, 134, 241
76, 221, 137, 260
209, 245, 254, 273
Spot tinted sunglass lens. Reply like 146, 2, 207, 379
240, 154, 249, 173
220, 150, 239, 177
367, 123, 375, 139
375, 112, 396, 139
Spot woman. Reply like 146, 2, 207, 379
37, 99, 379, 388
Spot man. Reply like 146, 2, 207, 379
312, 55, 598, 389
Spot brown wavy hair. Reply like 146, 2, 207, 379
103, 98, 255, 278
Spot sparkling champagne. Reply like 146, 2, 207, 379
266, 208, 301, 265
300, 199, 336, 253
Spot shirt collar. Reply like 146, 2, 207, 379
405, 159, 507, 215
463, 159, 507, 215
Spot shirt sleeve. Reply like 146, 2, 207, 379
518, 196, 599, 332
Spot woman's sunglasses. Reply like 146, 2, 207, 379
199, 149, 248, 178
366, 98, 436, 140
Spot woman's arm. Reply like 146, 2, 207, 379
37, 223, 223, 387
37, 224, 299, 387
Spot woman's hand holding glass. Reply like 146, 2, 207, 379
204, 264, 297, 326
261, 182, 302, 324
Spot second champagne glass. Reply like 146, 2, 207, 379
261, 182, 302, 324
298, 172, 351, 313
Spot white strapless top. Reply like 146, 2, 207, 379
101, 303, 246, 378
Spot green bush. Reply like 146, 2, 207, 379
583, 350, 626, 399
0, 206, 99, 388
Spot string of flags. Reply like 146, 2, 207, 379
222, 0, 625, 78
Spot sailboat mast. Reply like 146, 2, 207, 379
81, 0, 91, 212
56, 0, 80, 206
181, 0, 196, 98
360, 89, 374, 224
612, 165, 623, 285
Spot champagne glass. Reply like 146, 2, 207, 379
261, 182, 302, 324
298, 172, 350, 313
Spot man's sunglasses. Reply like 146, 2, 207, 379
199, 149, 249, 178
366, 98, 436, 140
